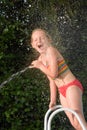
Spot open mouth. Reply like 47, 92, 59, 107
38, 44, 43, 48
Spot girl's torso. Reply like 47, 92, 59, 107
39, 47, 76, 88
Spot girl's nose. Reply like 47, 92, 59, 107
38, 37, 41, 42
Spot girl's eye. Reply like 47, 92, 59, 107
41, 37, 45, 40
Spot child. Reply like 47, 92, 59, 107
29, 28, 87, 130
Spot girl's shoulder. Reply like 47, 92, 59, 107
47, 46, 63, 57
46, 46, 64, 62
47, 46, 58, 55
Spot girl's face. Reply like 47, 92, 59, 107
31, 30, 51, 53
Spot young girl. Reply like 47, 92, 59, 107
29, 28, 87, 130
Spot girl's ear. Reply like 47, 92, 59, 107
30, 38, 34, 48
31, 43, 34, 48
48, 37, 52, 44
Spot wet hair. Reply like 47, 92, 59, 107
31, 28, 52, 44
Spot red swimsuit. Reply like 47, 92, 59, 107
58, 79, 84, 97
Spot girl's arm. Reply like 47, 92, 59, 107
30, 47, 59, 80
47, 76, 57, 108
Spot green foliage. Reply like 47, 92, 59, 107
0, 69, 49, 130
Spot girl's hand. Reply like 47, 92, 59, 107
49, 101, 56, 109
29, 60, 42, 69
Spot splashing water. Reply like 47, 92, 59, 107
0, 66, 32, 89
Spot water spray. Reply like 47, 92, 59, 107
0, 65, 33, 89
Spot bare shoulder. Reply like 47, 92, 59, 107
47, 46, 62, 59
47, 46, 58, 55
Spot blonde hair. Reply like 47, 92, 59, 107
31, 28, 52, 44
